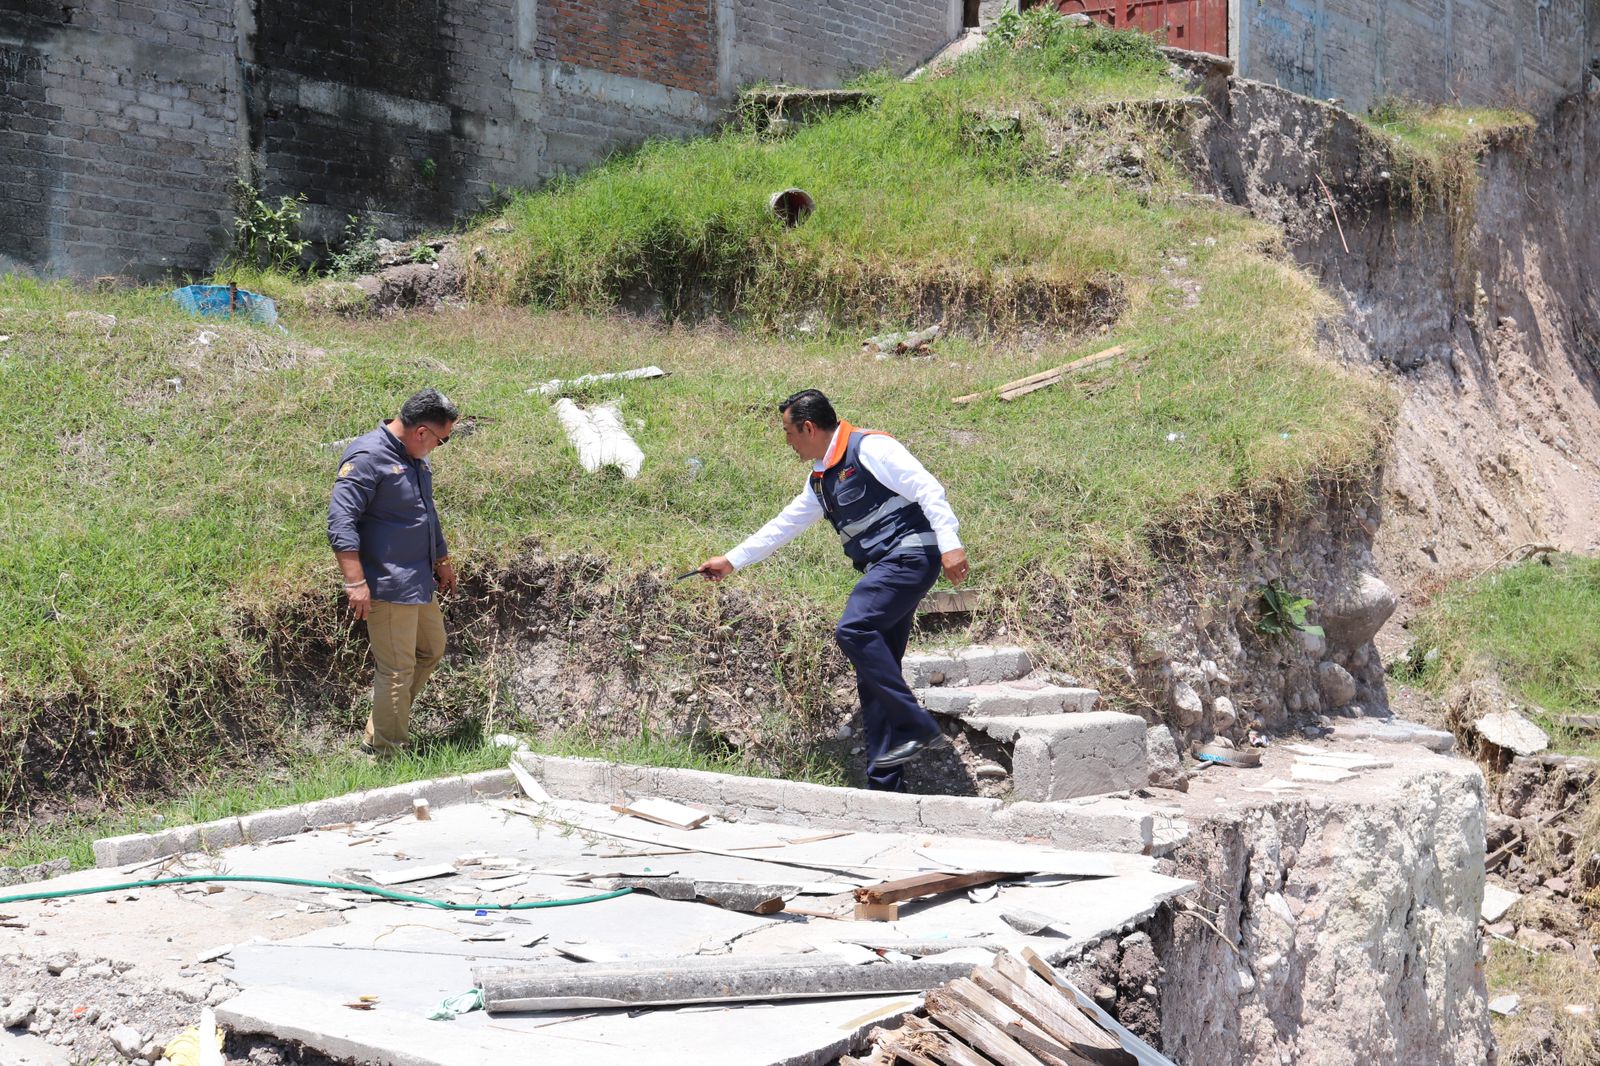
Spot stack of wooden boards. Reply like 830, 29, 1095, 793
846, 948, 1171, 1066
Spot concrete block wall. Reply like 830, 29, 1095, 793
1238, 0, 1596, 116
2, 0, 961, 279
0, 0, 242, 279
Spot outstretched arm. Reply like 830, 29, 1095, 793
700, 487, 823, 580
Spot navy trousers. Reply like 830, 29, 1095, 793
835, 547, 943, 791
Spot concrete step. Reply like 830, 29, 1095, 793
921, 680, 1099, 718
902, 645, 1032, 688
961, 711, 1150, 802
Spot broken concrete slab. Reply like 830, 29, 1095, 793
1474, 711, 1549, 756
219, 984, 918, 1066
1327, 718, 1456, 753
510, 753, 1173, 854
1290, 762, 1356, 783
476, 954, 973, 1010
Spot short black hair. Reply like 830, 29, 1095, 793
399, 387, 458, 428
779, 389, 838, 430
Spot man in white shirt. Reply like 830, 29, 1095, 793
702, 389, 969, 791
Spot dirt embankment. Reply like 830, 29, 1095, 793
1187, 77, 1600, 603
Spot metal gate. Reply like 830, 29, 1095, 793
1040, 0, 1228, 57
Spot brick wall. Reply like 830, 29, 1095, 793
539, 0, 718, 95
1, 0, 960, 278
0, 1, 239, 279
1239, 0, 1595, 115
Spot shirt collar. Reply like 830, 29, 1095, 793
379, 421, 416, 464
813, 422, 854, 472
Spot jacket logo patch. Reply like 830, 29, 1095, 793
839, 466, 856, 482
338, 461, 355, 479
391, 464, 404, 475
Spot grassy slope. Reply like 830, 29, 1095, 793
467, 19, 1195, 326
1396, 555, 1600, 759
1, 16, 1390, 855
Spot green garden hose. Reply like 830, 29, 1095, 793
0, 874, 630, 911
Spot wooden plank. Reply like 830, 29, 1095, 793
952, 346, 1125, 405
509, 760, 550, 802
997, 349, 1123, 401
977, 961, 1124, 1055
925, 989, 1042, 1066
1004, 1023, 1098, 1066
948, 976, 1081, 1063
611, 797, 710, 830
1016, 951, 1110, 1025
856, 870, 1007, 905
900, 1015, 1005, 1066
853, 901, 902, 922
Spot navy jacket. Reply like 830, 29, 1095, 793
327, 423, 447, 604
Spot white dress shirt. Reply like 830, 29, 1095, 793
726, 427, 962, 571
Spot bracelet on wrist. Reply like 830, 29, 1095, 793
343, 579, 368, 589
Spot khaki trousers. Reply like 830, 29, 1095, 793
364, 596, 446, 752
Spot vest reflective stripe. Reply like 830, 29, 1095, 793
836, 494, 914, 542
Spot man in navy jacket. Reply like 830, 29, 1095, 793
328, 388, 458, 755
701, 389, 969, 791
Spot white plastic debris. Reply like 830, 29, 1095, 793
553, 399, 645, 479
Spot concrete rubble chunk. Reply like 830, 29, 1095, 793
1481, 883, 1520, 923
1488, 994, 1521, 1016
1145, 725, 1187, 792
1474, 711, 1549, 757
984, 711, 1150, 801
108, 1024, 143, 1058
1, 996, 38, 1029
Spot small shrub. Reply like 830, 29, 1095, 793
1256, 579, 1324, 637
327, 214, 383, 278
232, 180, 309, 272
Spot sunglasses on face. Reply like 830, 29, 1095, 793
420, 425, 450, 446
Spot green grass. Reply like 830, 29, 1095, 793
1363, 99, 1535, 162
1396, 555, 1600, 758
468, 18, 1191, 328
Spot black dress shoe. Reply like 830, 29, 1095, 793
874, 732, 943, 768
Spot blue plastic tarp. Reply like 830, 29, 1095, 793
169, 284, 281, 328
